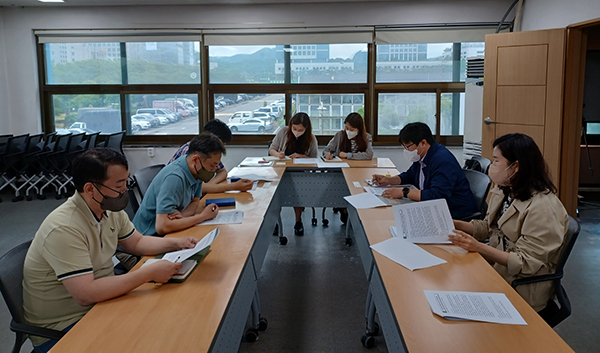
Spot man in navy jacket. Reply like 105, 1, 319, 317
372, 122, 477, 220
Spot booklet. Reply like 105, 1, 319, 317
140, 245, 211, 283
423, 290, 527, 325
392, 199, 453, 244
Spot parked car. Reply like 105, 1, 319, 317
131, 117, 151, 130
255, 106, 282, 119
227, 119, 268, 133
229, 111, 269, 124
136, 108, 178, 123
132, 113, 158, 128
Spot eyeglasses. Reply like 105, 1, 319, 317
401, 143, 415, 150
92, 182, 127, 197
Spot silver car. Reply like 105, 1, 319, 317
228, 119, 267, 133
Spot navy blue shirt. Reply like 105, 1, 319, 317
399, 142, 477, 220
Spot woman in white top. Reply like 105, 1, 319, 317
323, 112, 373, 160
269, 112, 318, 235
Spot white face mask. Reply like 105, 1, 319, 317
292, 129, 304, 138
404, 148, 420, 163
488, 162, 516, 186
345, 130, 358, 139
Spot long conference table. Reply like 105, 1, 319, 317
50, 158, 573, 353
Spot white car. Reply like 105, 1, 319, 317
228, 119, 267, 133
132, 117, 151, 130
155, 115, 170, 125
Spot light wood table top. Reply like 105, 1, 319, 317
362, 219, 574, 353
50, 186, 279, 352
342, 167, 400, 221
266, 157, 395, 169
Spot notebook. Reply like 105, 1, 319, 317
141, 246, 211, 283
205, 197, 236, 207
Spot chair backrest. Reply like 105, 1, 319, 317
55, 133, 73, 152
123, 187, 140, 221
42, 132, 58, 151
463, 169, 492, 216
267, 140, 273, 154
101, 131, 125, 155
26, 134, 44, 153
68, 133, 85, 153
0, 240, 32, 325
6, 134, 30, 154
556, 216, 581, 274
0, 134, 13, 153
83, 132, 100, 150
133, 164, 165, 201
464, 156, 492, 174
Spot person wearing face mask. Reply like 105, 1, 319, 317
372, 122, 476, 220
450, 133, 569, 313
133, 132, 225, 237
23, 148, 199, 353
269, 112, 318, 235
323, 112, 373, 161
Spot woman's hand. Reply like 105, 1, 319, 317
325, 152, 333, 160
289, 153, 304, 159
339, 152, 348, 159
448, 229, 481, 252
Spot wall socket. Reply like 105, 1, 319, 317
147, 147, 155, 157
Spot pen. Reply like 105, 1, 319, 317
212, 205, 216, 212
175, 256, 181, 263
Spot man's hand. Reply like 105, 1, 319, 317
372, 174, 392, 186
233, 179, 254, 192
381, 187, 403, 199
147, 260, 183, 283
167, 210, 183, 220
173, 237, 198, 250
200, 203, 219, 220
448, 230, 481, 252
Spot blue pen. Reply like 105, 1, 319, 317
230, 177, 241, 182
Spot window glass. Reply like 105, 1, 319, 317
292, 93, 365, 135
378, 93, 436, 135
45, 43, 122, 84
51, 94, 121, 134
126, 42, 201, 84
208, 45, 284, 84
376, 42, 484, 83
587, 122, 600, 135
213, 93, 284, 135
126, 94, 200, 135
440, 92, 465, 135
288, 44, 367, 83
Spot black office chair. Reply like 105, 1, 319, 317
464, 155, 492, 174
462, 169, 492, 222
0, 240, 65, 353
98, 131, 125, 155
132, 164, 165, 204
512, 215, 581, 328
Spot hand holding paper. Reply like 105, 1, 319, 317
162, 228, 219, 263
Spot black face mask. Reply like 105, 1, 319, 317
92, 183, 129, 212
194, 159, 216, 182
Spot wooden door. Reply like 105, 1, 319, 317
482, 29, 566, 188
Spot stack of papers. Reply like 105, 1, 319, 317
343, 193, 388, 209
263, 155, 291, 161
291, 158, 349, 168
293, 158, 320, 165
239, 157, 273, 167
162, 228, 220, 263
391, 199, 453, 244
320, 155, 343, 162
228, 167, 279, 181
197, 210, 244, 225
423, 290, 527, 325
370, 237, 447, 271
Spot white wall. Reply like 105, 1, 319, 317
0, 0, 513, 135
521, 0, 600, 31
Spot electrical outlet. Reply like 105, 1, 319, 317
147, 147, 155, 157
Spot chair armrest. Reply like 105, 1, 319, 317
10, 321, 65, 340
511, 271, 563, 289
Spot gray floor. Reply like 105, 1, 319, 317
1, 190, 599, 353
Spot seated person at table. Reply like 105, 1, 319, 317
23, 148, 198, 353
451, 133, 568, 313
168, 119, 253, 193
323, 112, 373, 160
269, 112, 318, 235
134, 133, 224, 236
372, 122, 476, 220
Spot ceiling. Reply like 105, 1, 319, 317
0, 0, 405, 7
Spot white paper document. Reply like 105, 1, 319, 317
293, 158, 320, 165
239, 157, 273, 167
316, 160, 350, 168
263, 155, 291, 161
198, 210, 244, 225
423, 290, 527, 325
228, 167, 278, 181
370, 237, 447, 271
343, 193, 388, 209
162, 228, 220, 263
392, 199, 453, 244
320, 155, 343, 162
353, 181, 362, 188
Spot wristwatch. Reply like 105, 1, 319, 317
402, 187, 410, 198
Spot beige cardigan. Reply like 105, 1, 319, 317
270, 127, 318, 158
472, 186, 569, 311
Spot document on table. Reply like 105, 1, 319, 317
363, 184, 417, 196
320, 155, 343, 162
293, 158, 320, 165
263, 155, 291, 161
392, 199, 453, 244
423, 290, 527, 325
316, 160, 350, 168
343, 193, 388, 209
228, 167, 279, 181
239, 157, 273, 167
389, 227, 468, 254
197, 210, 244, 225
370, 237, 446, 271
162, 228, 220, 263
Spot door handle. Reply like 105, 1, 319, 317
484, 117, 497, 125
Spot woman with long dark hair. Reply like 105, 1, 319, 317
323, 112, 373, 160
269, 112, 318, 235
450, 133, 569, 313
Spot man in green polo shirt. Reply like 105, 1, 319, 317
23, 147, 199, 353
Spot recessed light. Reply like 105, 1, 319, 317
38, 0, 65, 3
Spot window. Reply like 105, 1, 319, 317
440, 92, 465, 135
213, 93, 284, 136
51, 94, 121, 134
288, 44, 367, 84
126, 42, 201, 84
209, 45, 284, 84
378, 93, 436, 135
126, 94, 200, 135
44, 43, 122, 84
293, 93, 364, 135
